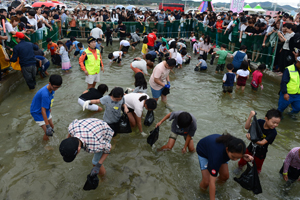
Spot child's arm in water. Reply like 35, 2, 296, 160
155, 112, 171, 127
182, 134, 192, 154
196, 61, 202, 67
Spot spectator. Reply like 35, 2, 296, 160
90, 24, 103, 39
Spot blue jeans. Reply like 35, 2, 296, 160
130, 25, 136, 33
167, 26, 173, 38
278, 92, 300, 114
92, 151, 104, 165
180, 27, 186, 38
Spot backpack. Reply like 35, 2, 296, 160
289, 33, 300, 53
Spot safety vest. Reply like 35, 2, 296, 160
287, 64, 300, 94
84, 48, 101, 75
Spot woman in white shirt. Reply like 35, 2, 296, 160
124, 93, 157, 136
167, 12, 175, 38
169, 41, 178, 59
111, 9, 119, 38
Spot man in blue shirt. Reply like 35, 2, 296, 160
5, 32, 39, 90
30, 75, 62, 141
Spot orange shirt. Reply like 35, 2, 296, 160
47, 43, 58, 55
70, 19, 76, 27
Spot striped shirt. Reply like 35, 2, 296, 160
283, 147, 300, 173
68, 118, 114, 154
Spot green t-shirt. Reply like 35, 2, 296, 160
216, 50, 228, 64
232, 20, 239, 36
162, 37, 169, 49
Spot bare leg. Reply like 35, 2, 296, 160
200, 169, 210, 190
127, 112, 136, 128
41, 125, 49, 141
161, 94, 167, 103
235, 85, 240, 91
217, 163, 229, 183
157, 138, 176, 151
241, 86, 245, 92
252, 51, 256, 61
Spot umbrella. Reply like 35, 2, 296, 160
32, 1, 66, 8
115, 5, 125, 9
126, 5, 136, 11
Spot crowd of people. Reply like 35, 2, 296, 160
1, 2, 300, 199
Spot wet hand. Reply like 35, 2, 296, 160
155, 122, 161, 128
101, 67, 104, 73
283, 174, 288, 182
260, 85, 263, 90
82, 100, 91, 111
250, 110, 256, 117
141, 131, 147, 137
164, 84, 170, 89
46, 124, 54, 136
84, 70, 89, 76
90, 163, 102, 176
182, 147, 187, 154
243, 154, 253, 162
284, 94, 290, 101
246, 133, 251, 140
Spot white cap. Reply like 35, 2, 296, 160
24, 4, 32, 8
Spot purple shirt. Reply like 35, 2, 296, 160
68, 118, 114, 154
284, 147, 300, 173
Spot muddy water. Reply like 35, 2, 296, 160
0, 42, 300, 200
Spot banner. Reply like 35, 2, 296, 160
230, 0, 245, 13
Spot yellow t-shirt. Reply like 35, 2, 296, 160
141, 44, 148, 54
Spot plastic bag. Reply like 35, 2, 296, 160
118, 113, 132, 133
194, 66, 200, 71
162, 87, 170, 96
83, 174, 99, 191
147, 127, 159, 147
234, 160, 262, 195
144, 110, 154, 126
248, 113, 263, 142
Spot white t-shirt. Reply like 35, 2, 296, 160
236, 69, 250, 77
131, 59, 148, 75
59, 46, 70, 63
124, 93, 149, 117
5, 22, 18, 42
177, 42, 186, 48
176, 53, 183, 65
90, 27, 103, 39
111, 14, 119, 22
169, 48, 178, 59
35, 14, 45, 28
120, 40, 130, 47
159, 44, 167, 52
168, 39, 175, 45
110, 51, 123, 62
27, 17, 38, 31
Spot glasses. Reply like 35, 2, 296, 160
51, 85, 61, 89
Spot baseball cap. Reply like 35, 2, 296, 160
217, 16, 221, 19
87, 36, 96, 44
13, 32, 25, 39
59, 137, 79, 163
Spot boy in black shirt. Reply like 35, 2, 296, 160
118, 20, 127, 41
78, 84, 108, 112
237, 109, 282, 173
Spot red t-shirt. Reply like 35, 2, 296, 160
147, 33, 157, 47
216, 20, 223, 33
47, 43, 58, 55
251, 70, 263, 88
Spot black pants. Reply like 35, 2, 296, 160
108, 122, 119, 137
106, 37, 112, 46
22, 65, 36, 89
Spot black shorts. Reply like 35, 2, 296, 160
280, 163, 300, 181
222, 85, 233, 93
128, 107, 134, 113
124, 46, 130, 51
74, 51, 80, 56
251, 84, 258, 91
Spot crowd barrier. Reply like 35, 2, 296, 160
14, 19, 278, 70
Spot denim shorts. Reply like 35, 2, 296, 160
92, 151, 103, 165
151, 86, 164, 98
198, 155, 209, 171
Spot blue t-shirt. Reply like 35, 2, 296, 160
80, 48, 86, 56
65, 40, 73, 50
72, 41, 81, 52
30, 85, 55, 121
196, 134, 230, 177
148, 50, 157, 59
199, 59, 207, 68
96, 42, 101, 50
